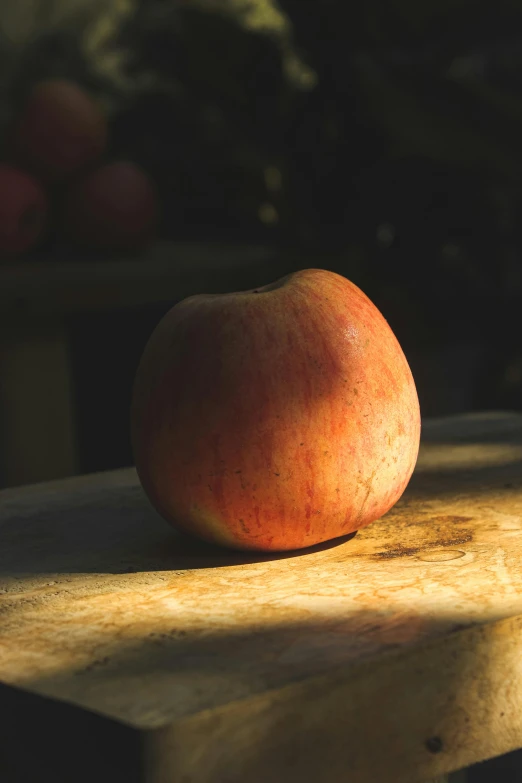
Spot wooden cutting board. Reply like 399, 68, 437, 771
1, 412, 522, 783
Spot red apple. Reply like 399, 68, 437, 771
131, 269, 421, 551
10, 79, 107, 182
63, 161, 158, 251
0, 164, 48, 258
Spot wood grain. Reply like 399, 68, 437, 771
1, 411, 522, 782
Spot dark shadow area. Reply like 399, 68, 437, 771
1, 1, 522, 482
69, 304, 171, 476
469, 749, 522, 783
0, 608, 519, 782
0, 477, 359, 577
0, 680, 143, 783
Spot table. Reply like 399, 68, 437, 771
1, 411, 522, 782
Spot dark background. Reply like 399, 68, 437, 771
2, 0, 522, 475
1, 3, 522, 779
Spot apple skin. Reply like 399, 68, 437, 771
131, 269, 420, 552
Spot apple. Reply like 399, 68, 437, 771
0, 164, 48, 258
62, 161, 159, 251
10, 79, 107, 182
131, 269, 420, 551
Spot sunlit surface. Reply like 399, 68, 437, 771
1, 483, 521, 729
0, 410, 522, 776
416, 442, 522, 472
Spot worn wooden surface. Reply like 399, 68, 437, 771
1, 411, 522, 782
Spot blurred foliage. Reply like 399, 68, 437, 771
2, 0, 522, 413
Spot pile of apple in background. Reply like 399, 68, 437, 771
0, 79, 159, 260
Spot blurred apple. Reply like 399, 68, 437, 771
131, 268, 421, 551
10, 79, 107, 182
62, 161, 159, 252
0, 165, 48, 258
